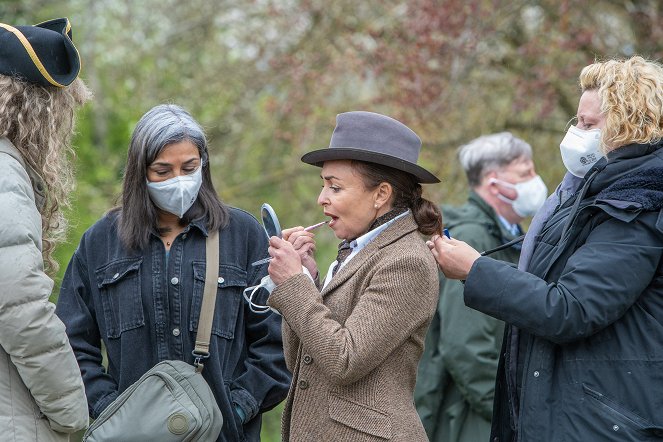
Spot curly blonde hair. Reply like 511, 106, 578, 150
0, 74, 91, 274
580, 56, 663, 153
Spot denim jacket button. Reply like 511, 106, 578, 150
171, 277, 179, 285
112, 272, 119, 280
172, 328, 181, 337
218, 277, 225, 284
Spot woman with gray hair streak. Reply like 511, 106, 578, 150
56, 104, 291, 442
415, 132, 546, 442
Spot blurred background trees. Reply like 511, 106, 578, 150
2, 0, 660, 439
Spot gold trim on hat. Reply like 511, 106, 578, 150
34, 17, 72, 37
34, 18, 82, 79
0, 22, 64, 87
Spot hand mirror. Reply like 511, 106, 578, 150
252, 203, 281, 267
260, 203, 282, 239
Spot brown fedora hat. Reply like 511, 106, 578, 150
301, 111, 440, 183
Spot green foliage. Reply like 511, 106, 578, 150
5, 0, 663, 438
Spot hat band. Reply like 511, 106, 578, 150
0, 23, 65, 87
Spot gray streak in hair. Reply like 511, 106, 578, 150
133, 104, 208, 165
458, 132, 533, 187
118, 103, 228, 251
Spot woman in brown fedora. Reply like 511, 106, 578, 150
0, 18, 91, 440
267, 111, 442, 441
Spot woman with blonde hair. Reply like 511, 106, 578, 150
0, 18, 91, 440
430, 56, 663, 441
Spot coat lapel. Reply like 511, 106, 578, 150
320, 214, 419, 297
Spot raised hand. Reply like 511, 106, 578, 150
427, 235, 481, 280
282, 226, 319, 279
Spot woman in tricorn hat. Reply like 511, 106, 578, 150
0, 17, 91, 440
267, 111, 442, 441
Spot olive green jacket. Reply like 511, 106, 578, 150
414, 192, 521, 442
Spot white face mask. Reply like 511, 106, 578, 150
242, 266, 315, 315
243, 275, 279, 315
559, 125, 602, 177
490, 175, 548, 218
146, 166, 203, 218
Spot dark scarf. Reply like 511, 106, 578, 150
332, 207, 408, 276
595, 167, 663, 211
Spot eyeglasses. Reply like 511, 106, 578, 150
564, 116, 578, 132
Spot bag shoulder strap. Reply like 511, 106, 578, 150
193, 229, 219, 373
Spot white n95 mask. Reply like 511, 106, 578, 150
147, 167, 203, 218
243, 266, 315, 315
559, 126, 602, 177
243, 275, 278, 315
490, 175, 548, 218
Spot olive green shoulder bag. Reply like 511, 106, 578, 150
83, 230, 224, 441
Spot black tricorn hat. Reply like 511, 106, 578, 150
301, 111, 440, 183
0, 18, 81, 87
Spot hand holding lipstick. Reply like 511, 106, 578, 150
279, 220, 329, 280
303, 220, 329, 231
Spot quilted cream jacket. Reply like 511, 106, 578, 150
0, 137, 88, 441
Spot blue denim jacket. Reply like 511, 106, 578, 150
56, 207, 291, 442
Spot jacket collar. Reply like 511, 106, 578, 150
588, 141, 662, 195
467, 191, 522, 241
606, 141, 660, 161
189, 217, 209, 236
554, 141, 663, 225
148, 216, 209, 241
320, 212, 419, 296
585, 141, 663, 213
595, 166, 663, 214
0, 137, 46, 211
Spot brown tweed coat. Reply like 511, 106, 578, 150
269, 214, 439, 441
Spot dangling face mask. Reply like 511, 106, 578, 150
559, 125, 602, 177
243, 275, 279, 315
146, 166, 203, 218
490, 175, 548, 218
242, 266, 316, 315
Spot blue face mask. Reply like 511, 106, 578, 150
146, 167, 203, 218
